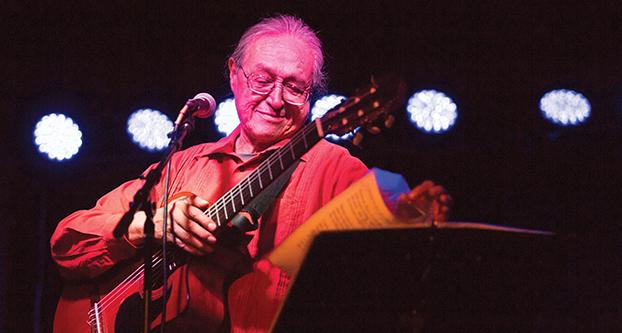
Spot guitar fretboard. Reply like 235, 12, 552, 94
203, 121, 323, 226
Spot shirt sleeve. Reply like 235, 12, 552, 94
316, 142, 370, 205
328, 149, 369, 197
49, 177, 148, 279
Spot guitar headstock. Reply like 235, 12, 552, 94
319, 75, 407, 143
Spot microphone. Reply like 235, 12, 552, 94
174, 92, 217, 125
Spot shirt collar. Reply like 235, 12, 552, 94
192, 125, 307, 161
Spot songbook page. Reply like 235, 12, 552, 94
268, 170, 416, 277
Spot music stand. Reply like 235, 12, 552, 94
271, 223, 560, 332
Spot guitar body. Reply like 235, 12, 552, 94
53, 257, 193, 333
54, 246, 254, 333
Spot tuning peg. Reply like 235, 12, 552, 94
367, 125, 381, 135
352, 132, 364, 146
384, 115, 395, 128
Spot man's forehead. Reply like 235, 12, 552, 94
241, 34, 313, 77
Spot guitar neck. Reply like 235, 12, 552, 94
204, 120, 324, 227
203, 75, 405, 228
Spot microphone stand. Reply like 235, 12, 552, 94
113, 110, 199, 333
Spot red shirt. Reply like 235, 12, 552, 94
51, 127, 368, 331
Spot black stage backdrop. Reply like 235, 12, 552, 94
3, 1, 621, 332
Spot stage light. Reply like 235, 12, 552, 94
127, 108, 173, 151
214, 98, 239, 137
33, 113, 83, 161
311, 94, 354, 141
406, 90, 458, 134
539, 89, 591, 126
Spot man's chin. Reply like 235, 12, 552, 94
247, 130, 286, 147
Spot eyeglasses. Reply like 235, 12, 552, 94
240, 67, 311, 106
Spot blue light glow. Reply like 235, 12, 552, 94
539, 89, 591, 126
311, 94, 352, 141
214, 98, 239, 137
127, 108, 173, 151
34, 113, 83, 161
406, 90, 458, 133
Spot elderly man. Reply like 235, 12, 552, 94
51, 15, 450, 332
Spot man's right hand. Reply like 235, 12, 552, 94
126, 194, 218, 256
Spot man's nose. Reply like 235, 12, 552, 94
266, 81, 285, 110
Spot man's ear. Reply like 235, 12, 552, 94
227, 58, 237, 91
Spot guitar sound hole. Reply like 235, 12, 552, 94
114, 287, 170, 333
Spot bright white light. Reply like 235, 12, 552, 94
539, 89, 591, 126
34, 113, 83, 161
311, 94, 353, 141
127, 108, 173, 151
214, 98, 239, 136
407, 90, 458, 133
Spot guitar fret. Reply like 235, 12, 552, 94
279, 153, 284, 170
223, 202, 229, 220
230, 190, 236, 212
248, 177, 254, 197
215, 209, 221, 226
240, 187, 245, 205
268, 163, 273, 180
302, 133, 308, 149
258, 169, 263, 189
290, 143, 295, 160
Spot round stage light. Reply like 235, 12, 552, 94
539, 89, 591, 126
406, 90, 458, 134
214, 98, 239, 137
127, 108, 173, 151
33, 113, 83, 161
311, 94, 353, 141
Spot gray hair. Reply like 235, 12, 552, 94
230, 15, 326, 93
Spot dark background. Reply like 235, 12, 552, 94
3, 1, 621, 332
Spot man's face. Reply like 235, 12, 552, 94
229, 34, 314, 149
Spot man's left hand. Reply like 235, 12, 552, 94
396, 180, 453, 222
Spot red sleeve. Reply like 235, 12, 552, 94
328, 149, 369, 197
49, 178, 146, 279
315, 142, 369, 206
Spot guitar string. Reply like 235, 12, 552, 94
88, 251, 167, 318
99, 249, 171, 311
86, 88, 383, 323
93, 249, 165, 306
88, 256, 166, 324
88, 253, 165, 319
92, 241, 185, 317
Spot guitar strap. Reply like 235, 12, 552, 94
231, 159, 301, 232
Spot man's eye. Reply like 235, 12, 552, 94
253, 76, 273, 85
285, 83, 305, 95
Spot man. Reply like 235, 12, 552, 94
51, 15, 451, 332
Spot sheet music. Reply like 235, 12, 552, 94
268, 169, 418, 277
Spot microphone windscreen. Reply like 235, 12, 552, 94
189, 93, 216, 118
